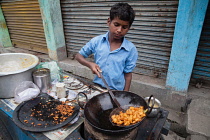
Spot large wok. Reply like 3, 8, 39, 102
78, 91, 152, 134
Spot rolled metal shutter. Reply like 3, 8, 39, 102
61, 0, 178, 78
1, 0, 48, 54
191, 3, 210, 86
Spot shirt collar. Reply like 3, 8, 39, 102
102, 32, 130, 51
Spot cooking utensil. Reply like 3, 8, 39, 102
0, 53, 39, 98
145, 96, 161, 117
32, 68, 51, 93
78, 90, 154, 134
13, 93, 80, 132
99, 71, 124, 112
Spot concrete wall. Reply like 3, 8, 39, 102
166, 0, 209, 93
38, 0, 67, 61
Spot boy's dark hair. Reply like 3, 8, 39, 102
110, 3, 135, 27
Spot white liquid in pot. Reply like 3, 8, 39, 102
0, 61, 22, 72
0, 58, 34, 72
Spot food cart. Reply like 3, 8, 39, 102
0, 72, 170, 140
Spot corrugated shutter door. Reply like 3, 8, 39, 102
1, 0, 48, 54
191, 3, 210, 86
61, 0, 178, 78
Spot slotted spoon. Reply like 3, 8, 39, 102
99, 71, 124, 113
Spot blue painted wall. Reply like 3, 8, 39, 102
166, 0, 209, 92
38, 0, 67, 61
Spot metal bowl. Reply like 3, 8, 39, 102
144, 97, 161, 117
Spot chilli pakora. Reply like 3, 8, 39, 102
111, 106, 146, 126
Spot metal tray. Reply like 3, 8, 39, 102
13, 93, 80, 132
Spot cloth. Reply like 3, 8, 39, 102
79, 32, 138, 90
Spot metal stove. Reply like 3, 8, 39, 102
81, 109, 169, 140
84, 120, 138, 140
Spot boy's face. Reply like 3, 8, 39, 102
107, 17, 130, 40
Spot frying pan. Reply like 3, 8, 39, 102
13, 93, 80, 132
78, 90, 152, 134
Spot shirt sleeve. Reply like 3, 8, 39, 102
79, 38, 95, 58
124, 47, 138, 73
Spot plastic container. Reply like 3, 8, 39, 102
0, 53, 39, 98
56, 83, 66, 98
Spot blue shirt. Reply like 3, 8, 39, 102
79, 32, 138, 90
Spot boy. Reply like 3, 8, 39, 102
75, 3, 138, 91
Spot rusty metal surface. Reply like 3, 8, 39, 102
60, 0, 178, 78
1, 0, 48, 54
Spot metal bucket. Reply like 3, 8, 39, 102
0, 53, 39, 98
32, 68, 51, 93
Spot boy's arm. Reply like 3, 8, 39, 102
75, 53, 101, 77
124, 72, 132, 91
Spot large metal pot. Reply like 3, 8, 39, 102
0, 53, 39, 98
78, 91, 152, 135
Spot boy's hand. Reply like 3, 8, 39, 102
75, 53, 102, 78
89, 62, 102, 78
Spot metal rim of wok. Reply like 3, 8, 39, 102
83, 91, 150, 134
12, 93, 80, 132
